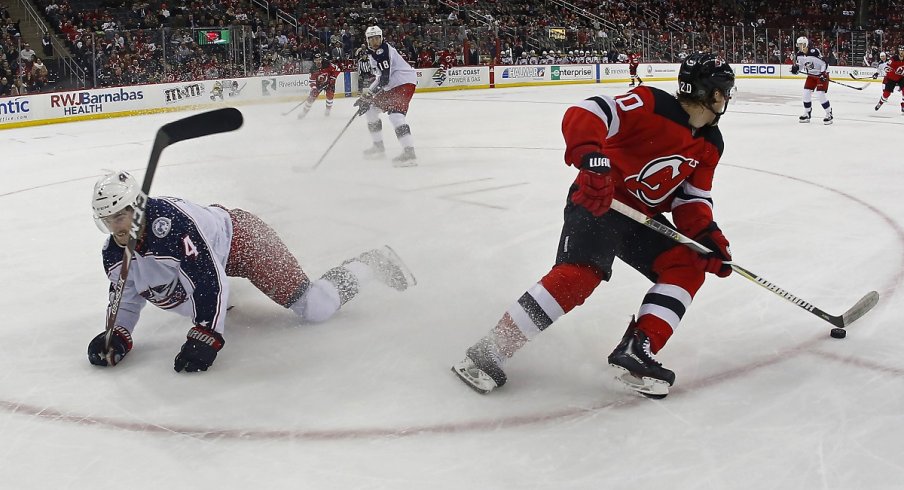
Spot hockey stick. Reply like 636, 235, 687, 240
828, 79, 870, 91
282, 100, 307, 116
103, 107, 244, 365
310, 111, 359, 170
609, 200, 879, 329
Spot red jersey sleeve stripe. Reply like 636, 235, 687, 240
574, 96, 621, 138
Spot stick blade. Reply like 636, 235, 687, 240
160, 107, 244, 144
841, 291, 879, 327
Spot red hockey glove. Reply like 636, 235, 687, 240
571, 152, 614, 217
694, 222, 732, 277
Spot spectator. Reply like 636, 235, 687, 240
19, 42, 35, 64
42, 32, 53, 58
31, 57, 47, 89
0, 76, 9, 96
11, 77, 26, 95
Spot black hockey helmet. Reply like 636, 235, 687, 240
678, 53, 735, 101
677, 52, 735, 116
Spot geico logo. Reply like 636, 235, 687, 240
742, 65, 775, 74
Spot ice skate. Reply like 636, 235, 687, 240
297, 106, 311, 120
345, 245, 416, 291
798, 112, 811, 123
607, 317, 675, 399
363, 141, 386, 159
451, 341, 507, 394
823, 112, 833, 125
325, 106, 332, 117
875, 101, 883, 111
392, 147, 417, 167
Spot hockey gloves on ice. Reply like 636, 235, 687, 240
354, 97, 372, 116
87, 325, 133, 367
174, 325, 225, 373
571, 152, 614, 217
695, 222, 733, 278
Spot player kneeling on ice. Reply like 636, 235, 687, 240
88, 170, 415, 372
452, 53, 736, 399
355, 25, 418, 167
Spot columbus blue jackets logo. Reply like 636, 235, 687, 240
140, 280, 188, 309
152, 217, 171, 238
624, 155, 699, 206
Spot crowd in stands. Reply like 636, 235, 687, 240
2, 0, 904, 96
1, 3, 51, 96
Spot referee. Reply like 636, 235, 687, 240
356, 45, 375, 94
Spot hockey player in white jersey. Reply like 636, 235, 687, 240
356, 25, 418, 167
791, 36, 834, 124
88, 170, 414, 371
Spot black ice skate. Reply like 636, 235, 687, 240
344, 245, 416, 291
608, 317, 675, 399
451, 341, 507, 394
798, 112, 811, 123
823, 112, 833, 125
875, 101, 884, 111
297, 106, 312, 120
363, 141, 386, 159
392, 147, 417, 167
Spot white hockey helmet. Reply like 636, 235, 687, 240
92, 170, 140, 232
365, 25, 382, 39
796, 36, 808, 50
880, 51, 887, 60
542, 50, 547, 56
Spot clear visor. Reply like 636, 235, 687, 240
94, 207, 132, 234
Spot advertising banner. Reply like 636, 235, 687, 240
416, 66, 490, 90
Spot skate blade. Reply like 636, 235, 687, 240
382, 245, 418, 288
363, 152, 386, 160
451, 362, 497, 395
610, 365, 670, 399
392, 159, 418, 168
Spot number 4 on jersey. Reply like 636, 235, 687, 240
183, 235, 199, 258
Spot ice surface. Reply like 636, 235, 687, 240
1, 78, 902, 489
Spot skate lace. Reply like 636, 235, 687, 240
638, 337, 661, 367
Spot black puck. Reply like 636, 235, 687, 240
830, 328, 846, 339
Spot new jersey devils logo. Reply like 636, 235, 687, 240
624, 155, 699, 206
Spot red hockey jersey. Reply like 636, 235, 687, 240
310, 62, 341, 92
561, 86, 724, 236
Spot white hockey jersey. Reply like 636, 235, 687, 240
103, 197, 233, 335
368, 41, 417, 91
795, 47, 829, 76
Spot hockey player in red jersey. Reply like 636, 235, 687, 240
452, 53, 736, 399
437, 43, 457, 70
874, 46, 904, 112
628, 52, 643, 86
88, 170, 414, 371
298, 53, 341, 119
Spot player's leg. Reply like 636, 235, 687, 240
800, 87, 813, 122
298, 90, 318, 120
378, 84, 417, 166
877, 79, 895, 110
221, 207, 311, 307
363, 105, 386, 158
607, 215, 706, 397
288, 246, 415, 322
325, 88, 335, 116
815, 87, 832, 124
452, 192, 614, 393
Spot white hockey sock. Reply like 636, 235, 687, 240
388, 112, 414, 149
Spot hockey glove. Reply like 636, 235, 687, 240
571, 152, 614, 217
87, 326, 133, 367
873, 72, 879, 79
790, 64, 799, 75
174, 326, 224, 373
694, 222, 733, 278
818, 72, 828, 82
354, 97, 372, 116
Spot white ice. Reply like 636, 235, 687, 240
1, 78, 903, 489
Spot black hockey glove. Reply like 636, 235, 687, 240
87, 326, 133, 367
872, 72, 879, 79
790, 64, 799, 75
174, 325, 224, 373
354, 97, 372, 116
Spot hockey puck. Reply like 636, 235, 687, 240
830, 328, 847, 339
